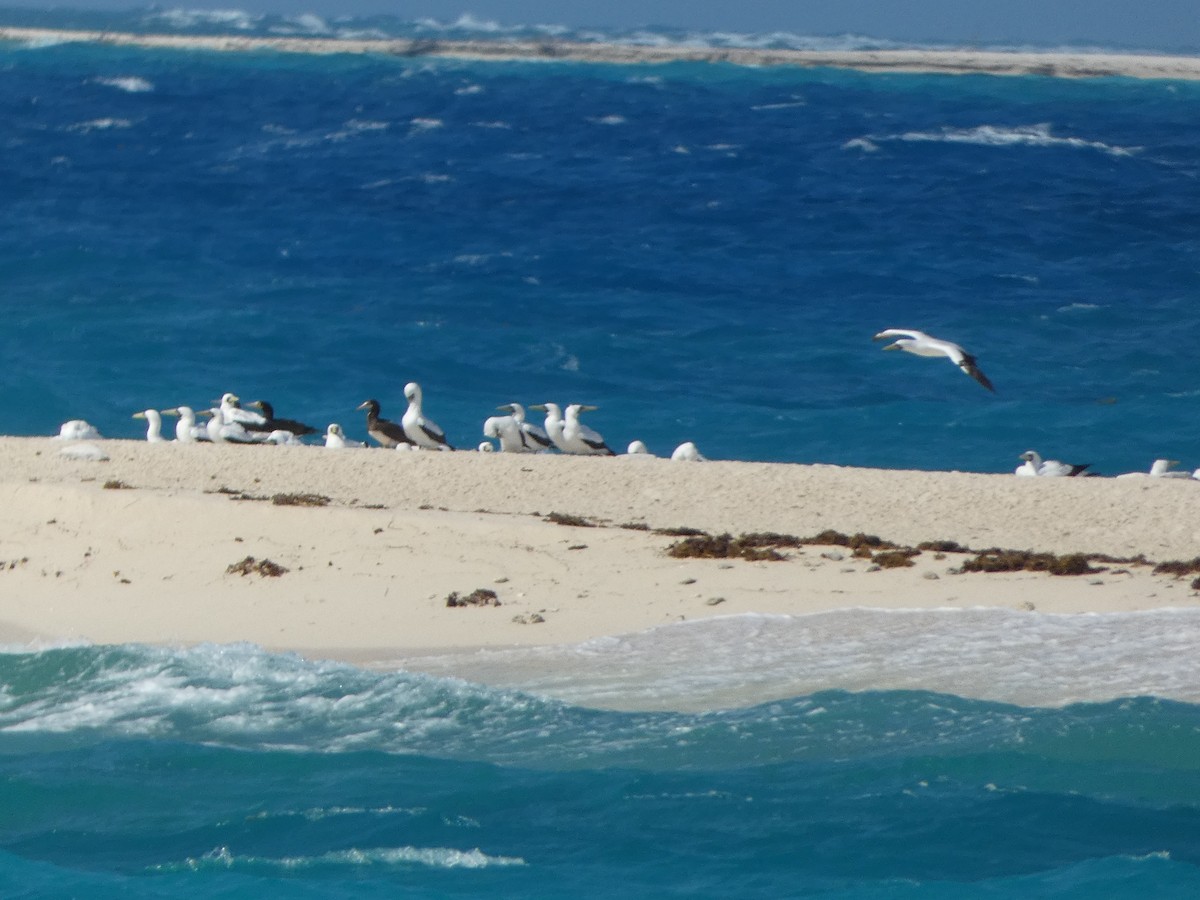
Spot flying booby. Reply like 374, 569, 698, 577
483, 414, 532, 453
357, 399, 412, 448
161, 406, 210, 442
498, 402, 554, 451
246, 400, 318, 437
873, 329, 996, 392
1016, 450, 1090, 477
561, 404, 615, 456
402, 382, 454, 450
132, 409, 167, 442
324, 423, 364, 449
670, 441, 706, 462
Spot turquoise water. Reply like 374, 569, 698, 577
3, 625, 1200, 898
3, 10, 1200, 896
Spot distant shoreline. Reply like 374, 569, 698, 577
3, 25, 1200, 80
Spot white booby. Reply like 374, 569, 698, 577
247, 400, 318, 438
264, 429, 308, 446
1150, 459, 1193, 479
217, 392, 268, 427
356, 399, 412, 448
132, 409, 167, 442
625, 440, 654, 456
873, 329, 995, 392
477, 441, 495, 453
497, 402, 553, 451
529, 403, 568, 452
203, 408, 260, 444
483, 415, 532, 453
1016, 450, 1090, 477
161, 406, 210, 442
561, 404, 615, 456
670, 441, 706, 462
53, 420, 102, 440
402, 382, 454, 450
324, 423, 364, 448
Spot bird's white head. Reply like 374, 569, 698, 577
403, 382, 422, 403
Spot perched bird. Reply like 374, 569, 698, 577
161, 406, 210, 443
477, 441, 496, 453
132, 409, 167, 442
53, 420, 102, 440
1150, 459, 1193, 479
357, 399, 412, 448
1015, 450, 1090, 477
498, 402, 553, 451
324, 423, 364, 449
560, 404, 615, 456
217, 392, 268, 427
402, 382, 454, 450
873, 328, 995, 392
483, 415, 532, 453
670, 441, 706, 462
529, 402, 568, 452
625, 440, 654, 456
246, 400, 318, 437
203, 408, 260, 444
263, 430, 308, 446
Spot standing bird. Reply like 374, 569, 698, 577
246, 400, 318, 438
324, 423, 364, 449
132, 409, 167, 442
203, 408, 260, 444
498, 402, 554, 451
356, 399, 412, 448
161, 406, 210, 442
560, 404, 615, 456
873, 329, 995, 392
670, 441, 706, 461
529, 402, 568, 452
1015, 450, 1090, 477
53, 420, 102, 440
402, 382, 454, 450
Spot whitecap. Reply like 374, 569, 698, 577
591, 114, 627, 126
94, 76, 154, 93
67, 118, 133, 133
145, 9, 259, 31
871, 123, 1139, 157
409, 117, 444, 133
158, 844, 525, 872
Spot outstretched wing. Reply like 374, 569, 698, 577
957, 353, 996, 392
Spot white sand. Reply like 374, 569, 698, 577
3, 26, 1200, 80
1, 437, 1197, 660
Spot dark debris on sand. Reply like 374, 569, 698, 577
447, 588, 501, 608
226, 556, 289, 577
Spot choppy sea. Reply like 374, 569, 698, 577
3, 8, 1200, 897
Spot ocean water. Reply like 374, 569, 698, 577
2, 9, 1199, 471
4, 10, 1200, 897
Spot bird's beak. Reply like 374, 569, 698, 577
160, 408, 180, 416
881, 343, 901, 351
132, 412, 147, 420
247, 400, 263, 410
871, 332, 889, 341
198, 410, 215, 418
581, 404, 598, 412
529, 404, 546, 412
496, 404, 514, 412
355, 401, 370, 411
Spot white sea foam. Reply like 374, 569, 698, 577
864, 123, 1139, 157
94, 76, 154, 93
146, 8, 260, 32
382, 609, 1200, 712
66, 118, 134, 133
163, 844, 525, 872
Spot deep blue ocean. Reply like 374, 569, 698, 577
3, 8, 1200, 897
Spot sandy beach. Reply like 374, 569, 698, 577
1, 436, 1198, 661
3, 25, 1200, 80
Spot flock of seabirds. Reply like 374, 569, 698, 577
48, 328, 1200, 479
